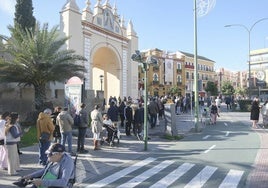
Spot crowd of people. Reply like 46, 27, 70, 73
2, 93, 264, 187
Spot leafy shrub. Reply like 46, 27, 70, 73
237, 100, 252, 112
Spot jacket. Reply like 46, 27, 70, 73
79, 108, 89, 128
56, 111, 74, 133
36, 112, 55, 141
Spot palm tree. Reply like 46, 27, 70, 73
0, 23, 87, 110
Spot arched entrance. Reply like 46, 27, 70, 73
91, 47, 121, 101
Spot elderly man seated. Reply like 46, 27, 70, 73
14, 143, 76, 188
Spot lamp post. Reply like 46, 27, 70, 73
99, 75, 104, 91
225, 18, 268, 99
131, 50, 157, 151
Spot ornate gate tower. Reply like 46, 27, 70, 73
60, 0, 139, 100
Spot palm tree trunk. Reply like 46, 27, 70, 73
34, 84, 46, 110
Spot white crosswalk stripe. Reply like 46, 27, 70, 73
184, 166, 218, 188
87, 157, 245, 188
87, 157, 156, 188
150, 163, 195, 188
117, 160, 174, 188
219, 169, 244, 188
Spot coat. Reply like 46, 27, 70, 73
56, 111, 74, 133
90, 109, 103, 133
36, 112, 55, 141
250, 101, 260, 121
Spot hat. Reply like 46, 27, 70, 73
46, 143, 65, 154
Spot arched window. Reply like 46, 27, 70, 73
153, 73, 159, 81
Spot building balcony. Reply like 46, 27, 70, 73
177, 69, 182, 73
153, 66, 159, 71
152, 81, 159, 85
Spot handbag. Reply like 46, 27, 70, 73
39, 132, 50, 142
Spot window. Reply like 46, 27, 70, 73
153, 73, 159, 81
186, 72, 190, 79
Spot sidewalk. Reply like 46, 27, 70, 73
0, 113, 194, 188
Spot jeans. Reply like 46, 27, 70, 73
39, 140, 51, 165
61, 131, 73, 153
77, 128, 87, 151
150, 113, 157, 128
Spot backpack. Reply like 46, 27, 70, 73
73, 114, 81, 127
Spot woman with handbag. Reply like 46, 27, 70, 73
36, 109, 55, 166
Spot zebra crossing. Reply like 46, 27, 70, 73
85, 157, 244, 188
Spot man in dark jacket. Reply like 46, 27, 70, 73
124, 101, 133, 136
107, 101, 119, 126
77, 103, 89, 153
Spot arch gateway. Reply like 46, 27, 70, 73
60, 0, 139, 101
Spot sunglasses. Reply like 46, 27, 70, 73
47, 152, 60, 157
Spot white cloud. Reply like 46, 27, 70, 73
0, 0, 16, 16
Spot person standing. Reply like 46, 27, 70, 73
91, 105, 103, 150
0, 112, 10, 170
124, 101, 133, 136
107, 101, 119, 127
5, 112, 23, 175
118, 101, 126, 127
210, 101, 219, 125
77, 103, 89, 153
51, 106, 62, 143
148, 98, 159, 128
56, 107, 74, 155
250, 97, 260, 129
36, 108, 55, 166
215, 96, 221, 114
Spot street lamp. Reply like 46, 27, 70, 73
131, 50, 157, 151
225, 18, 268, 99
99, 75, 104, 91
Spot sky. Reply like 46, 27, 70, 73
1, 0, 268, 71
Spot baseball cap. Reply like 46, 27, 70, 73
45, 143, 65, 154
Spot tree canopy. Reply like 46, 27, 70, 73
0, 23, 87, 110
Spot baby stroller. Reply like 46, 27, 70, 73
201, 107, 211, 126
100, 119, 120, 147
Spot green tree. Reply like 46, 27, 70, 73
0, 23, 86, 110
205, 81, 218, 96
221, 81, 235, 96
169, 86, 180, 96
14, 0, 36, 31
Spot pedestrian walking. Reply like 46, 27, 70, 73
77, 103, 89, 153
91, 105, 103, 150
56, 107, 75, 155
250, 97, 260, 129
37, 108, 55, 166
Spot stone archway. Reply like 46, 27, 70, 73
92, 47, 121, 101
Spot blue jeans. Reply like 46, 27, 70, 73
61, 131, 73, 153
150, 113, 157, 128
39, 140, 51, 165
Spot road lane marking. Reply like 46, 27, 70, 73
225, 131, 230, 137
117, 160, 174, 188
224, 122, 228, 126
184, 166, 217, 188
150, 163, 195, 188
219, 169, 244, 188
204, 145, 216, 153
203, 135, 211, 139
87, 157, 156, 188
